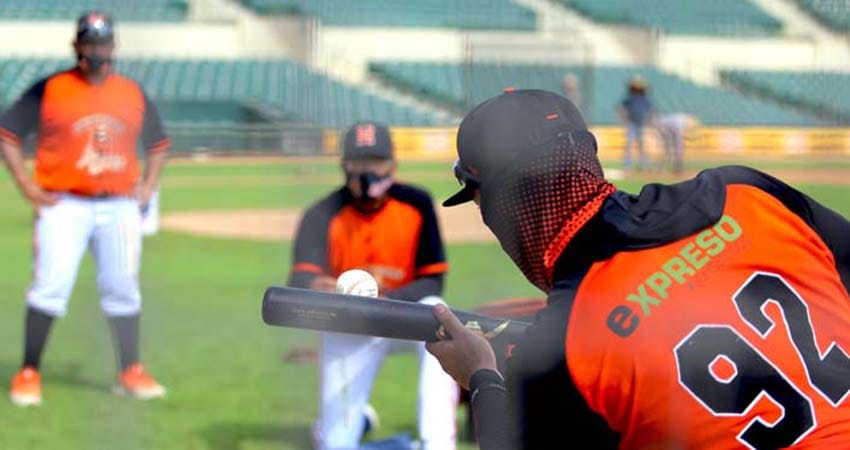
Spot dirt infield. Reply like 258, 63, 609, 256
638, 168, 850, 186
160, 161, 850, 243
158, 167, 850, 193
744, 168, 850, 186
160, 171, 459, 188
160, 203, 496, 243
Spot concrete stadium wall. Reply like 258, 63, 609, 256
237, 15, 314, 63
657, 36, 850, 84
517, 0, 658, 65
0, 21, 238, 58
317, 28, 540, 82
0, 17, 310, 60
316, 24, 655, 83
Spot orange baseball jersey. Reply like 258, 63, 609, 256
495, 166, 850, 450
0, 68, 170, 196
288, 183, 448, 295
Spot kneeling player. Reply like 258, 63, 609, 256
288, 122, 458, 450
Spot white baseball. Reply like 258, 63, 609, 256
336, 269, 379, 298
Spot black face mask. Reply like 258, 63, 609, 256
479, 132, 615, 292
78, 53, 112, 73
349, 171, 393, 201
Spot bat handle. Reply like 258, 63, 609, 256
435, 319, 513, 341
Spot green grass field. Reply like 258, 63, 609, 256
0, 156, 848, 450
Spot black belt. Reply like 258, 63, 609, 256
66, 191, 120, 199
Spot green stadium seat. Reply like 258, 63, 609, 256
553, 0, 782, 36
369, 61, 827, 126
794, 0, 850, 31
0, 0, 188, 22
722, 69, 850, 122
0, 58, 443, 127
239, 0, 537, 31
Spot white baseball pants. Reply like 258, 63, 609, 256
27, 194, 143, 317
313, 296, 459, 450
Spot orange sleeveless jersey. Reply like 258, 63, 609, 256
289, 184, 448, 291
0, 69, 170, 196
567, 184, 850, 449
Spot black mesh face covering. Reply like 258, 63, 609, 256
480, 131, 615, 292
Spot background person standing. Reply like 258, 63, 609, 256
654, 112, 700, 175
617, 75, 654, 171
0, 11, 170, 407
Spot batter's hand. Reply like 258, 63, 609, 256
20, 178, 58, 209
426, 303, 498, 389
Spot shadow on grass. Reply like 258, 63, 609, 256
0, 360, 113, 394
202, 422, 312, 450
47, 362, 115, 393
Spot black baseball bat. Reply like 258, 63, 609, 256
262, 286, 532, 343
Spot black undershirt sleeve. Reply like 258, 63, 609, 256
413, 192, 447, 271
382, 274, 444, 302
468, 369, 517, 450
288, 271, 317, 290
0, 78, 47, 142
140, 89, 170, 152
287, 193, 341, 288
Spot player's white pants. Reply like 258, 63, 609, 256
27, 194, 143, 317
313, 296, 459, 450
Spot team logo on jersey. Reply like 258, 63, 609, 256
73, 114, 128, 175
364, 265, 404, 289
606, 215, 744, 338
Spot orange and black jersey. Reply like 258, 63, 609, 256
287, 183, 448, 301
471, 166, 850, 450
0, 68, 170, 196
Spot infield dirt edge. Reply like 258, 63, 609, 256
160, 204, 495, 243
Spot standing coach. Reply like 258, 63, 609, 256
1, 11, 169, 407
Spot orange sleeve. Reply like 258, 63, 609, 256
415, 261, 449, 277
147, 137, 171, 153
292, 262, 325, 275
0, 127, 20, 145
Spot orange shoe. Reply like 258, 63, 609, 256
10, 367, 42, 407
115, 363, 166, 400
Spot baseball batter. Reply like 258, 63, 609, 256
288, 121, 458, 450
428, 89, 850, 449
1, 11, 169, 407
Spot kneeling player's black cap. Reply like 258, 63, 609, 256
443, 89, 588, 207
76, 11, 115, 44
342, 121, 394, 161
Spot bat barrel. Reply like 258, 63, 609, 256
262, 286, 531, 342
263, 286, 441, 341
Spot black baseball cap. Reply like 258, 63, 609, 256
443, 89, 588, 207
342, 121, 394, 161
76, 11, 115, 44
